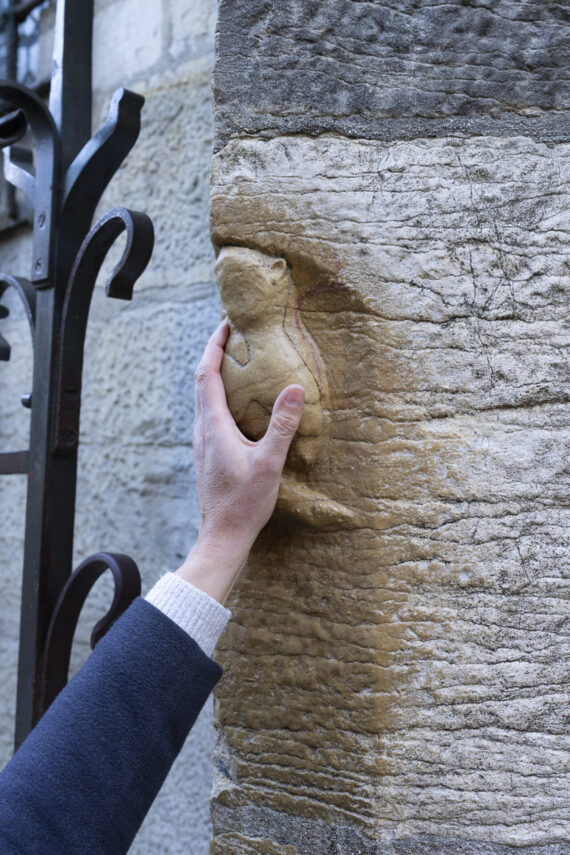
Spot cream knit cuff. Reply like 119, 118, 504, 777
145, 572, 231, 658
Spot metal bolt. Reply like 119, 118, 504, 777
63, 429, 77, 446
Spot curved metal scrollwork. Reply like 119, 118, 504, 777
3, 145, 35, 205
40, 551, 141, 715
0, 108, 28, 146
0, 1, 157, 747
0, 274, 36, 361
67, 206, 154, 303
55, 87, 148, 293
62, 88, 145, 241
0, 80, 59, 287
53, 207, 154, 453
0, 81, 58, 144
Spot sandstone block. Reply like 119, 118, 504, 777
209, 133, 570, 852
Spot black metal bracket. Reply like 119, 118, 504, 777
0, 0, 154, 748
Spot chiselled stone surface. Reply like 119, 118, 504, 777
210, 135, 570, 852
214, 0, 570, 148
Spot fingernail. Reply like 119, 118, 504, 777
285, 387, 305, 407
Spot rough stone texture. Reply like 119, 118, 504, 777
214, 0, 570, 149
211, 3, 570, 849
0, 1, 221, 853
209, 132, 570, 851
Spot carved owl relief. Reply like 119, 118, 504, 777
215, 246, 327, 441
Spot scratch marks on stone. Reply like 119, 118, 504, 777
215, 0, 570, 149
210, 133, 570, 850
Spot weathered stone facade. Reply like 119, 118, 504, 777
210, 2, 570, 853
0, 1, 220, 852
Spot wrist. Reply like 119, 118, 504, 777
175, 537, 249, 605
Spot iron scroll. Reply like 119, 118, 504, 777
0, 0, 154, 748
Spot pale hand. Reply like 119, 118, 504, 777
176, 319, 305, 604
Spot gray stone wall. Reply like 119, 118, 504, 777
214, 0, 570, 146
0, 1, 220, 852
210, 1, 570, 853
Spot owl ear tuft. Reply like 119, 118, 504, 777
269, 257, 288, 283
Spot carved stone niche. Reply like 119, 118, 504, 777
210, 133, 570, 855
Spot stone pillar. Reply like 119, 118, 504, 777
209, 2, 570, 852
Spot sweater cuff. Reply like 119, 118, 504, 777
145, 572, 231, 657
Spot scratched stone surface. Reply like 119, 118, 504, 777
214, 0, 570, 149
211, 2, 570, 849
209, 132, 570, 852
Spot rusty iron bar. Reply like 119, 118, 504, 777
0, 0, 153, 749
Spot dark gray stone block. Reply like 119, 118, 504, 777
214, 0, 570, 148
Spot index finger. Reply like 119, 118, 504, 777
194, 318, 231, 418
199, 318, 230, 374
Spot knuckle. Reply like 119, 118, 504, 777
193, 363, 208, 385
273, 412, 298, 437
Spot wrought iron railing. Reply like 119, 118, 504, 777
0, 0, 153, 749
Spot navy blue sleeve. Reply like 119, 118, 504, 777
0, 597, 222, 855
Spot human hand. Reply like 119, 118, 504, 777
176, 318, 305, 604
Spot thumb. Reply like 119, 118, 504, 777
259, 385, 305, 465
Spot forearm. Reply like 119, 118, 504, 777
146, 570, 231, 654
0, 314, 303, 854
0, 598, 222, 855
175, 538, 249, 606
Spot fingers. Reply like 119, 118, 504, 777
258, 385, 305, 468
194, 318, 230, 419
196, 318, 229, 377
